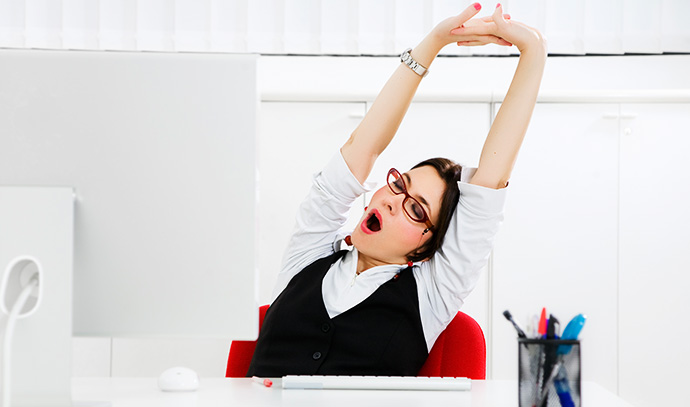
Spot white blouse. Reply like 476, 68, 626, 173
272, 152, 507, 351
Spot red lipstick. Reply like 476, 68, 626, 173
360, 208, 382, 235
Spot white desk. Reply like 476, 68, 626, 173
73, 378, 635, 407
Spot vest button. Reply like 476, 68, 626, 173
321, 323, 331, 333
312, 351, 322, 360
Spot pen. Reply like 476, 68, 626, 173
558, 314, 587, 355
540, 314, 560, 407
502, 310, 527, 338
529, 314, 539, 338
549, 314, 586, 407
252, 376, 273, 388
537, 360, 561, 406
546, 315, 559, 339
538, 308, 547, 339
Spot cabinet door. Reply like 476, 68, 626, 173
619, 103, 690, 407
258, 102, 366, 304
491, 103, 619, 391
366, 102, 492, 340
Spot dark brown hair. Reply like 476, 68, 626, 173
406, 157, 462, 263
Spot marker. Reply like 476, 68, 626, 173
558, 314, 587, 355
538, 308, 547, 339
546, 314, 559, 339
502, 310, 527, 338
561, 314, 586, 340
252, 376, 273, 388
549, 314, 586, 407
541, 313, 561, 402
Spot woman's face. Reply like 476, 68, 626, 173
351, 165, 445, 266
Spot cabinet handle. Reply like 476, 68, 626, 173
620, 113, 638, 119
349, 112, 365, 119
602, 113, 618, 119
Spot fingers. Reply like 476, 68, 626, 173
451, 22, 496, 36
450, 4, 514, 47
492, 3, 509, 26
481, 14, 510, 22
450, 12, 510, 36
449, 2, 483, 28
456, 35, 512, 47
457, 40, 508, 47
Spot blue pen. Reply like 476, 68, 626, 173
552, 314, 586, 407
553, 374, 576, 407
558, 314, 587, 355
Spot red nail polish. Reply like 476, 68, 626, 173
474, 3, 481, 10
365, 206, 368, 211
407, 261, 413, 267
496, 3, 501, 8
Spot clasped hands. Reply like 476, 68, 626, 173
431, 3, 546, 54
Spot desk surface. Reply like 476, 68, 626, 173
73, 378, 634, 407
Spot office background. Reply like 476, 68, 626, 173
1, 1, 689, 407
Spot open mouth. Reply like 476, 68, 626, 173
360, 209, 382, 234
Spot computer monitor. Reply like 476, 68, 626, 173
0, 50, 259, 340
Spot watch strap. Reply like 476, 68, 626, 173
400, 48, 428, 78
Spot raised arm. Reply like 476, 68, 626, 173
340, 3, 511, 185
465, 5, 547, 189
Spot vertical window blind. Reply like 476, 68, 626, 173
1, 0, 688, 55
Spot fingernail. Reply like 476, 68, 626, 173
474, 3, 481, 10
496, 3, 501, 8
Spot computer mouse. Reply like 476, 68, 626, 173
157, 366, 200, 392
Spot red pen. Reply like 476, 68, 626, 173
538, 307, 547, 339
252, 376, 273, 388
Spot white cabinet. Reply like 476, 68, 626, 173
618, 103, 690, 407
491, 103, 620, 391
491, 102, 690, 406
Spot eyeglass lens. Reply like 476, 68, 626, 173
387, 170, 428, 222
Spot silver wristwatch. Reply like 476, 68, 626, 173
400, 48, 428, 78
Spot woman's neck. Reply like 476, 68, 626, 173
355, 250, 393, 275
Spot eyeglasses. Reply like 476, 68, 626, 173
387, 168, 434, 231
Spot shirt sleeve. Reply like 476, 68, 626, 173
415, 167, 507, 342
271, 151, 373, 301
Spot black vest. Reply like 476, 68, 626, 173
246, 250, 429, 377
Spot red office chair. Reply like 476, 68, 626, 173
225, 304, 270, 378
226, 305, 486, 379
417, 310, 486, 379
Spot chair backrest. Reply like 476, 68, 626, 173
225, 304, 270, 377
226, 306, 486, 379
417, 311, 486, 379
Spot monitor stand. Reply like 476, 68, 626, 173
0, 187, 73, 407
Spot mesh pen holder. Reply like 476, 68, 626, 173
518, 339, 581, 407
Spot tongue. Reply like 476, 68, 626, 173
367, 214, 381, 232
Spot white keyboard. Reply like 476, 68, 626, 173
281, 375, 471, 391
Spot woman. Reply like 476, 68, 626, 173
247, 3, 546, 377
